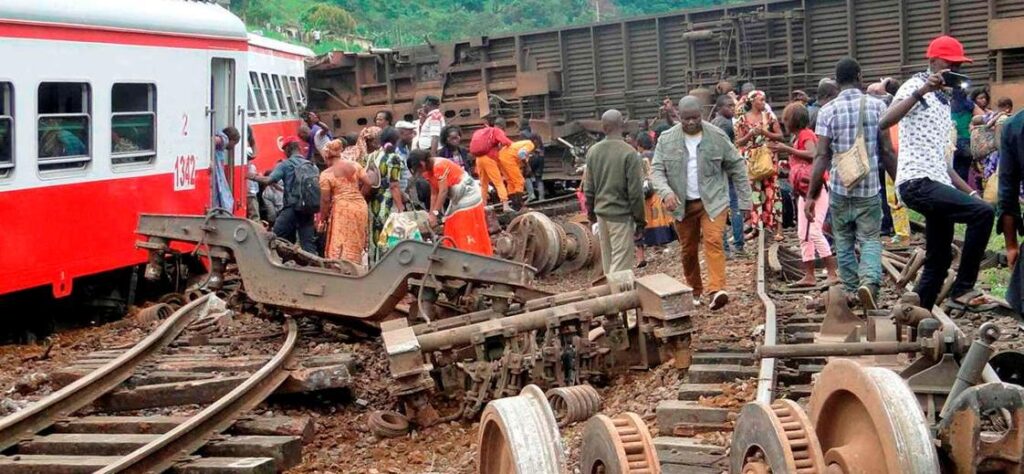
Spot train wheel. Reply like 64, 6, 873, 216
730, 399, 825, 474
580, 412, 659, 474
808, 359, 940, 473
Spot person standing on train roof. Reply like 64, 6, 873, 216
254, 136, 319, 254
470, 115, 515, 213
808, 57, 896, 310
584, 109, 647, 276
879, 35, 996, 311
302, 111, 333, 169
407, 150, 494, 256
415, 96, 445, 156
212, 126, 240, 212
651, 97, 753, 310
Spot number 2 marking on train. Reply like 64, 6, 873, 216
174, 154, 196, 191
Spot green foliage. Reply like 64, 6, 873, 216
235, 0, 732, 49
300, 4, 357, 35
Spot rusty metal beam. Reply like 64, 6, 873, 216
940, 0, 950, 34
655, 17, 665, 90
135, 215, 535, 321
846, 0, 857, 57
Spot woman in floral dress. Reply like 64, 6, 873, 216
365, 127, 407, 264
734, 90, 784, 240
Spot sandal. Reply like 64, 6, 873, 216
948, 290, 1003, 312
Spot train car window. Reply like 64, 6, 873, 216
111, 83, 156, 167
37, 82, 90, 171
298, 77, 308, 104
261, 73, 279, 115
271, 75, 290, 115
288, 77, 303, 110
246, 85, 256, 117
249, 72, 267, 115
280, 76, 297, 115
0, 82, 12, 178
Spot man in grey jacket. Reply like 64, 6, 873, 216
651, 96, 753, 310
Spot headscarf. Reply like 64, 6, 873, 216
341, 126, 382, 165
322, 139, 345, 162
740, 90, 766, 114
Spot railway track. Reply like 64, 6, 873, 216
0, 295, 307, 474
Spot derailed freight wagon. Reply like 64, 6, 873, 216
307, 0, 1024, 181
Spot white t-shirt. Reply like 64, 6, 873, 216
415, 109, 445, 151
684, 132, 701, 199
892, 73, 954, 192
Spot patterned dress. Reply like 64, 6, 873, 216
320, 162, 368, 265
366, 148, 407, 264
735, 112, 781, 229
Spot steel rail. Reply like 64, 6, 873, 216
754, 225, 778, 404
98, 317, 299, 474
0, 294, 217, 452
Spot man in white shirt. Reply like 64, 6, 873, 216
650, 96, 752, 310
879, 35, 995, 310
415, 96, 445, 156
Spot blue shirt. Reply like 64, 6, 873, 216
268, 154, 307, 208
815, 88, 887, 197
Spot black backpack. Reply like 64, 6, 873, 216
289, 159, 321, 214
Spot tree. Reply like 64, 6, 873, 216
245, 3, 273, 26
301, 4, 357, 35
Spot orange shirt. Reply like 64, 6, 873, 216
423, 158, 465, 194
498, 140, 535, 164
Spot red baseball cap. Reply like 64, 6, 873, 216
927, 35, 972, 63
281, 135, 302, 148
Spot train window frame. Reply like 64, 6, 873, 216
280, 75, 297, 115
37, 81, 91, 173
288, 77, 304, 111
271, 75, 291, 115
261, 73, 279, 115
0, 82, 13, 178
298, 77, 308, 105
249, 71, 267, 116
246, 84, 256, 117
110, 82, 157, 168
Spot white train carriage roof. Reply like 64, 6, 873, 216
249, 33, 314, 58
0, 0, 247, 41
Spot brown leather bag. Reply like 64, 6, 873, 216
833, 95, 870, 189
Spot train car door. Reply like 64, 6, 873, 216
209, 58, 237, 212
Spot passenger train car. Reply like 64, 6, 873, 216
0, 0, 312, 307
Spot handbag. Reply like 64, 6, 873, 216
834, 95, 871, 189
747, 112, 777, 181
748, 145, 776, 181
970, 124, 997, 159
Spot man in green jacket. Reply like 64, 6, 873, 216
651, 96, 753, 310
583, 109, 647, 275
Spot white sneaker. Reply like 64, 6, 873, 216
709, 291, 729, 310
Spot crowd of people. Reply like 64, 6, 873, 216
583, 34, 1019, 315
232, 34, 1024, 320
241, 97, 546, 269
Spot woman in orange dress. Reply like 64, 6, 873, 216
320, 142, 373, 265
406, 150, 493, 256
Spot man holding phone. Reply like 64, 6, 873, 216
879, 35, 995, 310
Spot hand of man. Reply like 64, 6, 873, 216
767, 141, 782, 153
804, 198, 816, 221
920, 70, 947, 94
663, 193, 680, 212
634, 226, 645, 242
1009, 245, 1020, 268
427, 212, 438, 227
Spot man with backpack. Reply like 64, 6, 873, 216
255, 136, 321, 254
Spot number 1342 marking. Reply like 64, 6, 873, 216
174, 154, 197, 191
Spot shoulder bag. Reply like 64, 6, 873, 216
834, 95, 871, 188
747, 113, 777, 181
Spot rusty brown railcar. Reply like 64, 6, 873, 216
307, 0, 1024, 180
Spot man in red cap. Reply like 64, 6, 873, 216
879, 35, 995, 311
254, 135, 320, 254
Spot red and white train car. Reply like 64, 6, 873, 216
246, 34, 313, 173
0, 0, 309, 303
